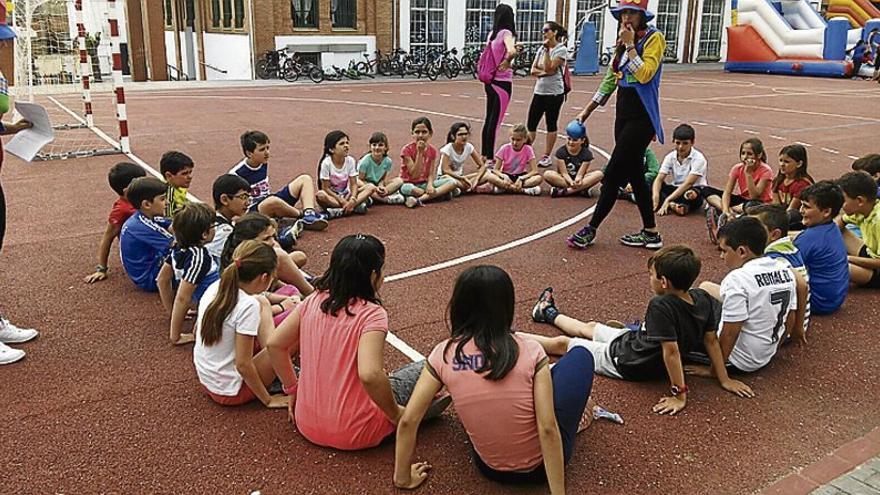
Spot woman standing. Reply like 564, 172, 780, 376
566, 0, 666, 250
0, 4, 39, 365
527, 21, 569, 167
480, 4, 520, 164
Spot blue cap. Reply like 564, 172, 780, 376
565, 120, 587, 139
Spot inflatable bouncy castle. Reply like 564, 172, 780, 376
725, 0, 879, 78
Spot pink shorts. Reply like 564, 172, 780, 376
205, 383, 257, 406
273, 284, 300, 327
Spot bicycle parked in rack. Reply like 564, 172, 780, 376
357, 50, 390, 76
256, 48, 294, 80
459, 46, 480, 78
281, 53, 323, 83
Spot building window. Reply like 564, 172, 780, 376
654, 0, 680, 61
331, 0, 357, 28
575, 0, 606, 60
515, 0, 546, 51
210, 0, 246, 31
410, 0, 446, 58
698, 0, 724, 61
164, 0, 174, 28
465, 0, 497, 50
292, 0, 319, 28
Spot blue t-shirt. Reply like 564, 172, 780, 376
765, 237, 810, 334
229, 158, 270, 211
793, 222, 849, 315
167, 245, 220, 302
120, 212, 174, 292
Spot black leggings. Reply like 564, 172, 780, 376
527, 94, 565, 133
0, 179, 5, 254
590, 114, 657, 230
482, 81, 512, 158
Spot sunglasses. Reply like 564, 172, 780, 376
542, 27, 552, 33
233, 192, 251, 201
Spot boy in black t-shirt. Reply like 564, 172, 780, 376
524, 245, 754, 415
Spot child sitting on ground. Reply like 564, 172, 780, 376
393, 265, 593, 491
747, 204, 810, 337
194, 240, 289, 408
851, 153, 880, 198
267, 234, 451, 451
158, 203, 221, 345
527, 245, 753, 416
694, 217, 799, 378
399, 116, 459, 208
652, 124, 708, 216
703, 138, 774, 243
316, 130, 374, 216
358, 132, 405, 205
84, 162, 146, 284
438, 122, 499, 194
544, 120, 600, 198
160, 151, 194, 218
492, 123, 543, 196
771, 144, 814, 230
119, 177, 174, 292
230, 130, 328, 230
837, 171, 880, 289
619, 148, 661, 203
205, 174, 253, 262
794, 181, 849, 314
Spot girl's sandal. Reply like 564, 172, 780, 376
671, 203, 690, 216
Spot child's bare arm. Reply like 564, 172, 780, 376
848, 255, 880, 269
157, 263, 174, 314
84, 222, 121, 283
574, 161, 591, 183
653, 341, 687, 415
752, 178, 771, 200
523, 157, 539, 179
790, 271, 808, 345
169, 281, 196, 345
393, 366, 442, 490
701, 331, 755, 397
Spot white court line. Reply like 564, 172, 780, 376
743, 130, 760, 135
821, 147, 840, 155
769, 135, 785, 140
795, 141, 813, 147
848, 155, 861, 160
693, 121, 707, 126
716, 125, 733, 130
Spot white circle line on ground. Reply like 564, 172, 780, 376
93, 92, 612, 361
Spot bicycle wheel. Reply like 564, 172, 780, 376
256, 60, 272, 79
378, 60, 391, 76
444, 59, 461, 79
282, 59, 299, 82
600, 52, 611, 67
356, 61, 371, 76
308, 66, 324, 83
427, 63, 440, 81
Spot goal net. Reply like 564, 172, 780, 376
11, 0, 129, 160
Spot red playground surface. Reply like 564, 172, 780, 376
2, 70, 880, 494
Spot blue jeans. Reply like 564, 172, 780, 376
473, 346, 595, 484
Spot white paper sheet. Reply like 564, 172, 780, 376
4, 102, 55, 162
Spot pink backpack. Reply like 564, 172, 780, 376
477, 34, 499, 84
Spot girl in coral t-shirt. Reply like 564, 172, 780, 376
772, 144, 814, 229
393, 265, 594, 492
268, 234, 449, 451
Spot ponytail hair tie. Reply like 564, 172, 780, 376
234, 259, 242, 269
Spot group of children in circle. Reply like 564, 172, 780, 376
66, 111, 880, 492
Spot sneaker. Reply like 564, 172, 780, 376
405, 196, 423, 208
473, 182, 494, 194
567, 225, 596, 249
366, 197, 375, 207
324, 207, 345, 219
550, 186, 565, 198
492, 186, 505, 194
531, 287, 555, 323
384, 193, 405, 204
0, 318, 39, 344
619, 230, 663, 250
538, 155, 553, 167
705, 206, 720, 244
277, 220, 304, 252
0, 341, 25, 365
585, 185, 601, 198
616, 187, 630, 200
524, 186, 542, 196
300, 208, 329, 231
424, 392, 453, 420
354, 202, 368, 214
451, 187, 462, 198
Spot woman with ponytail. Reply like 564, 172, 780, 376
527, 21, 570, 167
194, 240, 289, 407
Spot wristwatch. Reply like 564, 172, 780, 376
671, 384, 688, 396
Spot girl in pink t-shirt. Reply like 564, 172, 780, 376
398, 116, 459, 208
702, 138, 774, 242
772, 144, 814, 228
267, 234, 450, 451
491, 123, 544, 195
393, 265, 594, 492
315, 130, 376, 216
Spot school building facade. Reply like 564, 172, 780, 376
130, 0, 733, 82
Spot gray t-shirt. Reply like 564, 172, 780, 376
533, 44, 568, 96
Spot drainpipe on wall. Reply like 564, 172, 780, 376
392, 0, 397, 49
247, 0, 256, 79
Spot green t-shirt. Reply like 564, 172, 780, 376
843, 200, 880, 258
358, 153, 393, 185
601, 148, 659, 185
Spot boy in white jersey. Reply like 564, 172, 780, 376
694, 216, 798, 377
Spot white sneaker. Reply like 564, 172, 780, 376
524, 186, 542, 196
0, 341, 26, 365
324, 207, 345, 219
384, 193, 405, 205
538, 155, 553, 167
0, 318, 39, 344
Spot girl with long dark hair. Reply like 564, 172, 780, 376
393, 265, 594, 492
480, 4, 521, 163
